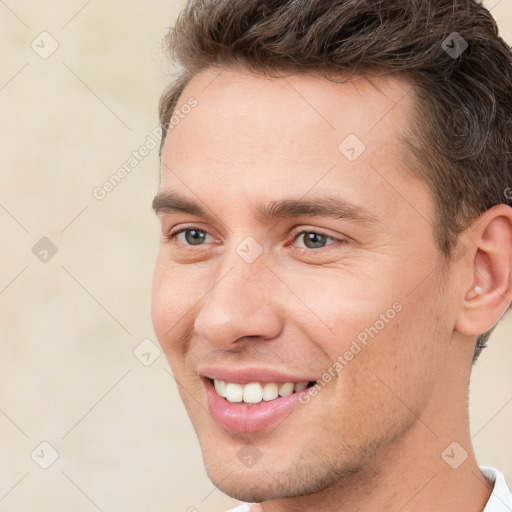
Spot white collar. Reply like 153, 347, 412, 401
481, 467, 512, 512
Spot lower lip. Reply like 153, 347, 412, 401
204, 380, 309, 433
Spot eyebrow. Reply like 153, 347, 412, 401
152, 191, 377, 224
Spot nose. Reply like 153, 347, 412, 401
193, 257, 284, 350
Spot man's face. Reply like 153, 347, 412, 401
152, 68, 456, 502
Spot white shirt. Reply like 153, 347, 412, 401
224, 467, 511, 512
482, 467, 512, 512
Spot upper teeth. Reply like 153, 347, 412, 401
213, 379, 309, 404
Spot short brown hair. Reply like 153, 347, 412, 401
158, 0, 512, 360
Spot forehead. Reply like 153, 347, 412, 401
159, 67, 430, 226
161, 67, 415, 167
165, 67, 414, 145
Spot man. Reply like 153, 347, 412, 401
151, 0, 512, 510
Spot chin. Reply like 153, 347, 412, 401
199, 440, 367, 504
205, 463, 328, 503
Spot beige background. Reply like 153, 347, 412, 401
1, 1, 511, 511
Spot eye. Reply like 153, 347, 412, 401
166, 227, 215, 246
291, 230, 339, 250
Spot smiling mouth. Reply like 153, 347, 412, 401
211, 379, 317, 405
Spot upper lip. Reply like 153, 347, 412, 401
199, 366, 316, 385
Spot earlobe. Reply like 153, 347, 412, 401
455, 205, 512, 337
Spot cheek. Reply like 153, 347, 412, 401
291, 266, 446, 400
339, 289, 448, 420
151, 262, 169, 339
283, 268, 397, 357
151, 259, 192, 355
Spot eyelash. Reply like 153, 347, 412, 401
164, 226, 345, 253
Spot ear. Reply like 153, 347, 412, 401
455, 204, 512, 338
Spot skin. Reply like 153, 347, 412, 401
151, 67, 512, 511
